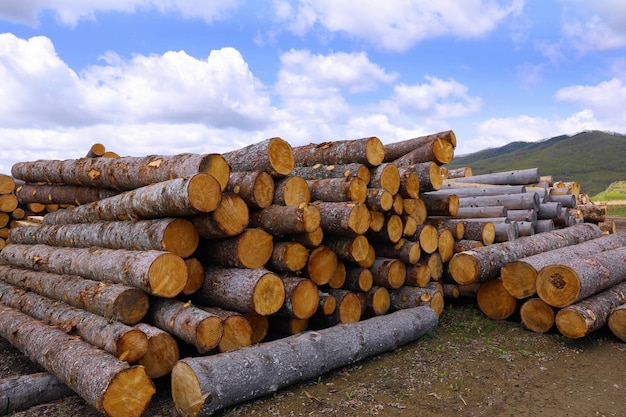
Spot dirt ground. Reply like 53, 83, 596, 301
2, 220, 625, 417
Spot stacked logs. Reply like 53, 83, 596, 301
0, 134, 455, 416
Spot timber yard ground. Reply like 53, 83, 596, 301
1, 217, 625, 417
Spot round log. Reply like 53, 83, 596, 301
222, 137, 294, 177
195, 228, 273, 269
135, 323, 180, 378
288, 163, 371, 184
248, 203, 320, 235
305, 177, 367, 203
226, 170, 275, 209
520, 298, 555, 334
277, 276, 319, 320
267, 241, 310, 272
273, 176, 311, 206
292, 137, 385, 167
476, 278, 519, 320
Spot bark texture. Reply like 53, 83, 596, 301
292, 137, 385, 167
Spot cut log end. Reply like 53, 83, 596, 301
369, 287, 391, 316
172, 362, 204, 417
430, 291, 445, 317
608, 307, 626, 342
535, 265, 581, 308
137, 327, 180, 379
448, 253, 479, 285
112, 288, 150, 325
555, 309, 588, 339
268, 137, 295, 176
338, 292, 362, 324
188, 173, 223, 213
253, 273, 286, 315
197, 316, 225, 353
183, 258, 205, 296
117, 329, 150, 363
348, 204, 371, 235
476, 279, 517, 320
162, 218, 200, 258
291, 279, 320, 319
219, 315, 253, 352
254, 171, 275, 208
365, 137, 385, 166
501, 261, 538, 299
520, 298, 555, 333
306, 246, 338, 286
199, 154, 231, 191
302, 204, 322, 233
238, 229, 274, 269
147, 253, 188, 298
101, 366, 155, 417
213, 193, 250, 236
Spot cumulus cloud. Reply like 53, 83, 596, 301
272, 0, 523, 51
559, 0, 626, 52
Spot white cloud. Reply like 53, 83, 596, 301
0, 0, 241, 27
273, 0, 524, 52
555, 78, 626, 124
559, 0, 626, 52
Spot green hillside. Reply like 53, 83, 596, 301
445, 130, 626, 196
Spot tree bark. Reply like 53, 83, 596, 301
365, 188, 394, 212
273, 176, 311, 206
372, 238, 421, 265
195, 228, 274, 269
288, 163, 371, 184
134, 323, 180, 379
147, 298, 224, 353
285, 226, 324, 248
267, 241, 310, 272
42, 173, 222, 224
0, 265, 148, 325
305, 177, 367, 203
10, 217, 200, 258
222, 137, 294, 177
226, 171, 275, 209
312, 201, 371, 235
0, 372, 73, 415
171, 306, 438, 417
536, 245, 626, 308
191, 193, 250, 239
248, 203, 320, 235
555, 281, 626, 338
501, 232, 626, 299
269, 317, 309, 335
420, 193, 459, 216
537, 202, 562, 219
476, 278, 519, 320
12, 152, 229, 191
457, 192, 540, 211
317, 291, 337, 315
0, 243, 187, 298
388, 282, 444, 316
493, 222, 518, 243
391, 138, 454, 166
15, 183, 120, 205
0, 306, 155, 417
194, 267, 285, 315
323, 234, 369, 263
577, 203, 607, 223
0, 281, 148, 363
448, 223, 603, 285
520, 298, 556, 333
404, 262, 431, 287
292, 137, 385, 167
449, 168, 540, 185
383, 130, 456, 162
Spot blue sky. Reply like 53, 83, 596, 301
1, 1, 626, 173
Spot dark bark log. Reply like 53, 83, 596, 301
420, 193, 459, 216
536, 245, 626, 308
194, 267, 285, 315
0, 372, 73, 415
12, 153, 229, 191
222, 137, 294, 177
292, 137, 385, 167
476, 278, 519, 320
191, 193, 250, 239
368, 163, 400, 194
226, 170, 275, 209
449, 168, 540, 185
10, 217, 200, 258
369, 257, 406, 289
248, 203, 320, 235
365, 188, 394, 212
555, 281, 626, 338
323, 234, 369, 262
42, 173, 222, 224
372, 238, 421, 265
0, 265, 148, 325
195, 228, 273, 269
267, 241, 310, 272
519, 298, 556, 333
501, 232, 626, 299
288, 163, 371, 184
448, 223, 603, 285
286, 226, 324, 248
269, 317, 309, 335
341, 267, 373, 292
305, 177, 367, 203
273, 176, 311, 206
171, 306, 438, 417
15, 183, 120, 205
388, 282, 444, 316
134, 323, 180, 378
383, 130, 456, 162
0, 281, 148, 363
0, 306, 155, 417
391, 138, 454, 166
317, 291, 337, 315
147, 298, 224, 353
0, 243, 187, 298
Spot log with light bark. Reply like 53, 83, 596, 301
191, 192, 250, 239
577, 203, 607, 223
171, 306, 438, 417
449, 168, 540, 186
555, 281, 626, 339
448, 223, 604, 285
507, 208, 537, 224
457, 192, 540, 212
134, 323, 180, 378
535, 219, 555, 233
226, 170, 275, 209
388, 282, 444, 316
372, 238, 421, 265
369, 257, 406, 289
391, 138, 454, 166
501, 232, 626, 299
519, 298, 556, 333
0, 265, 148, 325
455, 239, 483, 253
419, 193, 459, 216
406, 162, 443, 192
536, 245, 626, 308
0, 244, 188, 298
312, 201, 371, 235
341, 267, 373, 292
547, 193, 577, 208
194, 228, 273, 269
365, 188, 394, 212
608, 303, 626, 342
292, 137, 385, 167
248, 203, 320, 235
446, 166, 472, 179
367, 214, 403, 244
288, 163, 371, 184
305, 177, 367, 203
323, 234, 369, 262
0, 372, 74, 416
303, 246, 339, 285
0, 306, 155, 417
222, 137, 294, 177
147, 297, 224, 353
428, 218, 464, 240
453, 205, 508, 219
383, 131, 457, 162
85, 142, 106, 158
536, 202, 561, 220
194, 266, 285, 316
0, 281, 148, 363
358, 286, 391, 317
15, 183, 120, 205
276, 276, 319, 320
12, 153, 230, 191
476, 278, 519, 320
42, 173, 222, 224
267, 241, 309, 272
272, 176, 310, 206
493, 222, 518, 243
515, 221, 535, 238
10, 217, 200, 258
368, 163, 400, 194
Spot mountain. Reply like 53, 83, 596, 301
445, 130, 626, 196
